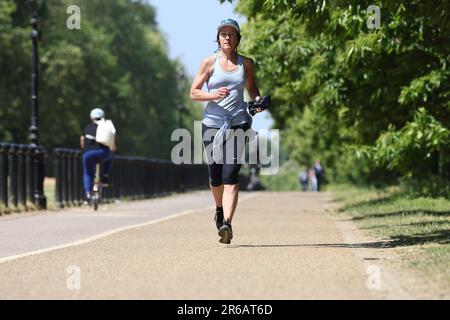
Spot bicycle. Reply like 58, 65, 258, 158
91, 163, 107, 211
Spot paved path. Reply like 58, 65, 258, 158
0, 191, 410, 299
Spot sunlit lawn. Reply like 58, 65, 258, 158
330, 184, 450, 288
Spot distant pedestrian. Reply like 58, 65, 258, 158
299, 168, 308, 191
314, 160, 325, 191
309, 168, 318, 192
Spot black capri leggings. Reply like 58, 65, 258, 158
202, 122, 250, 186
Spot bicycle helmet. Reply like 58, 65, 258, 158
90, 108, 105, 120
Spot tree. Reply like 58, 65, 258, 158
221, 0, 450, 183
0, 0, 202, 160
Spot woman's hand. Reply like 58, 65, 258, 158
254, 96, 262, 113
214, 87, 231, 100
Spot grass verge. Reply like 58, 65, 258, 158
329, 184, 450, 292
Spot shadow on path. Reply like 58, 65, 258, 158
227, 230, 450, 249
336, 192, 403, 212
352, 209, 450, 220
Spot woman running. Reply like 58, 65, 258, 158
190, 19, 263, 244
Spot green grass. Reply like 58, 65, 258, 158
44, 182, 56, 210
330, 184, 450, 288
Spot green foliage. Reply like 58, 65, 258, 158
0, 0, 200, 158
400, 175, 450, 198
223, 0, 450, 188
0, 0, 31, 143
259, 160, 301, 191
370, 108, 450, 176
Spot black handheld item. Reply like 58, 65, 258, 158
248, 95, 271, 116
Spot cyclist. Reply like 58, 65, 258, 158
80, 108, 116, 205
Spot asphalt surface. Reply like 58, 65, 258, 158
0, 191, 409, 299
0, 191, 220, 259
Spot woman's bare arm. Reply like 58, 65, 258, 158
244, 57, 261, 100
190, 56, 230, 101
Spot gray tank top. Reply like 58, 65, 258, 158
203, 54, 251, 128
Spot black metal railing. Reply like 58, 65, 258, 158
1, 143, 255, 214
53, 148, 209, 208
0, 142, 46, 213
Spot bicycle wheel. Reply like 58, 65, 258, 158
93, 195, 98, 211
92, 182, 100, 211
